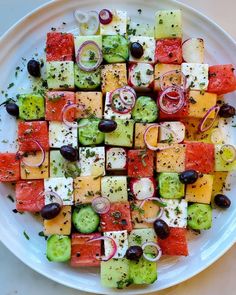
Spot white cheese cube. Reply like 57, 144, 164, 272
104, 92, 131, 120
181, 63, 209, 90
129, 36, 155, 63
159, 121, 185, 143
161, 199, 187, 228
106, 147, 127, 171
49, 122, 77, 148
104, 230, 128, 258
128, 63, 154, 91
44, 177, 73, 205
46, 61, 74, 90
79, 147, 105, 177
100, 10, 127, 35
101, 176, 128, 202
74, 35, 102, 57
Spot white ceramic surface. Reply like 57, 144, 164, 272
0, 0, 236, 294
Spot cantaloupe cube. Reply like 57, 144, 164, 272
74, 176, 101, 204
75, 92, 103, 119
101, 63, 127, 94
154, 64, 181, 91
20, 152, 49, 179
186, 174, 214, 204
156, 144, 186, 172
134, 123, 158, 149
215, 144, 236, 171
44, 205, 71, 235
188, 91, 217, 118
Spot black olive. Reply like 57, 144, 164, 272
214, 194, 231, 209
98, 119, 117, 133
27, 59, 41, 77
179, 170, 198, 184
219, 104, 235, 118
154, 219, 170, 239
126, 246, 143, 261
40, 203, 61, 220
5, 103, 19, 117
60, 145, 78, 162
130, 42, 144, 59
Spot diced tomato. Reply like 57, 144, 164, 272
100, 202, 132, 232
185, 142, 214, 173
127, 150, 154, 177
0, 153, 20, 182
45, 91, 75, 121
16, 180, 44, 212
46, 32, 74, 61
155, 38, 183, 65
208, 64, 236, 95
18, 121, 49, 152
158, 227, 188, 256
71, 233, 101, 267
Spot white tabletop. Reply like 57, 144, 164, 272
0, 0, 235, 294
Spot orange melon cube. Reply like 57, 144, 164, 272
75, 92, 103, 119
20, 152, 49, 179
74, 176, 101, 204
134, 123, 158, 149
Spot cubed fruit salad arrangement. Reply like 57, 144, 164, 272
0, 7, 236, 290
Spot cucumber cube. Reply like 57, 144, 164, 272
154, 10, 182, 39
129, 256, 157, 285
101, 176, 128, 202
18, 94, 45, 120
101, 258, 130, 289
128, 229, 157, 254
159, 172, 185, 199
46, 61, 74, 90
74, 35, 102, 57
105, 119, 134, 147
74, 64, 101, 90
102, 35, 129, 63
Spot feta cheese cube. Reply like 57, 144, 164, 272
44, 177, 74, 205
161, 199, 187, 228
106, 147, 127, 171
128, 63, 154, 91
100, 10, 127, 35
104, 92, 131, 120
79, 147, 105, 177
101, 176, 128, 202
129, 36, 155, 63
181, 63, 209, 90
49, 122, 77, 148
104, 230, 128, 258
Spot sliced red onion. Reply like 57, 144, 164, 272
123, 85, 136, 96
159, 86, 185, 114
198, 105, 220, 132
79, 11, 99, 35
87, 236, 117, 261
142, 242, 162, 262
74, 10, 89, 24
62, 103, 84, 128
92, 197, 111, 214
76, 40, 102, 72
160, 70, 186, 94
219, 144, 236, 163
119, 87, 136, 107
109, 88, 135, 114
21, 139, 46, 167
139, 197, 165, 223
99, 9, 113, 25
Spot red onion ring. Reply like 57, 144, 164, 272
219, 144, 236, 163
87, 236, 117, 261
142, 242, 162, 262
99, 9, 113, 25
92, 197, 111, 214
109, 87, 135, 114
62, 103, 84, 128
139, 197, 165, 223
160, 70, 186, 95
20, 139, 46, 167
198, 105, 220, 132
76, 40, 102, 72
119, 87, 136, 107
159, 86, 185, 114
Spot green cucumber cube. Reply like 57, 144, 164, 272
74, 64, 101, 90
101, 258, 130, 289
128, 229, 157, 254
159, 172, 185, 199
154, 10, 182, 39
129, 256, 157, 285
102, 35, 129, 63
18, 93, 45, 120
74, 35, 102, 57
105, 119, 134, 147
46, 61, 75, 90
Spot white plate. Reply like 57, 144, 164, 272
0, 0, 236, 294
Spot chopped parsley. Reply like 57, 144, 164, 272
23, 231, 30, 240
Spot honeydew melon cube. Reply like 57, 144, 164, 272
101, 176, 128, 202
74, 35, 102, 57
215, 144, 236, 171
18, 94, 45, 120
128, 228, 157, 254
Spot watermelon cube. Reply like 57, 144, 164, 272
70, 233, 101, 267
16, 180, 44, 212
100, 202, 132, 232
155, 38, 182, 64
45, 91, 75, 121
158, 227, 188, 256
185, 142, 214, 173
46, 32, 74, 62
18, 121, 49, 152
0, 153, 20, 182
208, 64, 236, 95
18, 94, 45, 120
127, 149, 154, 177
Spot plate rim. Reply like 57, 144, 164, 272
0, 0, 235, 294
